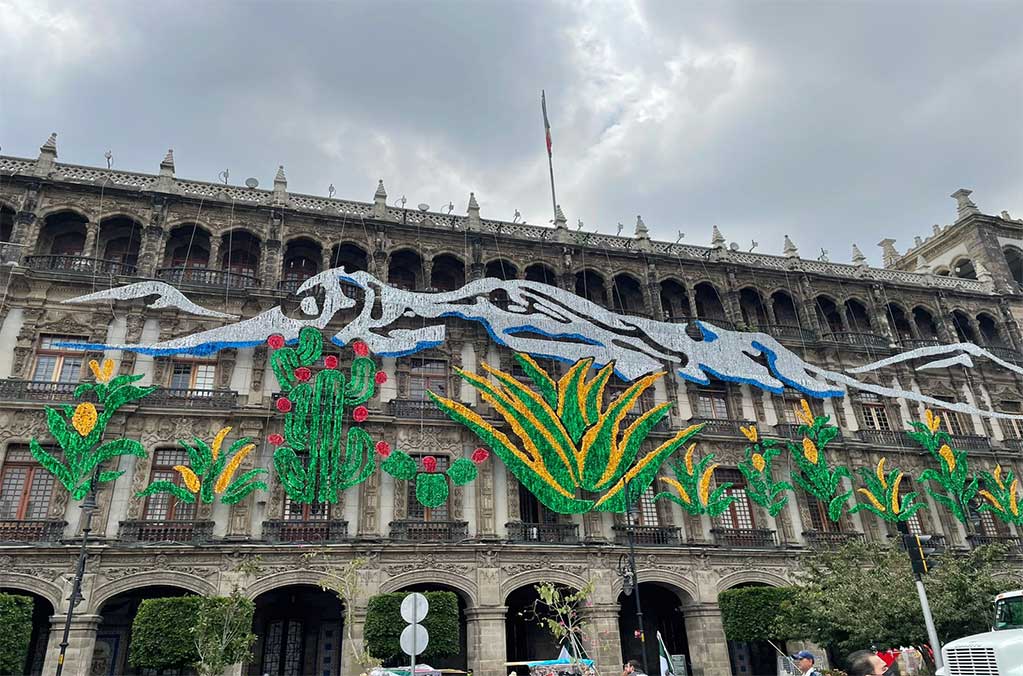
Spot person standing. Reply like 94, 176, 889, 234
623, 659, 648, 676
790, 650, 823, 676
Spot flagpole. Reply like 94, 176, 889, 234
542, 90, 559, 223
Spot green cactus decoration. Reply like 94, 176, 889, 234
266, 328, 385, 503
380, 446, 490, 508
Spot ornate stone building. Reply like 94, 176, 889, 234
1, 135, 1022, 676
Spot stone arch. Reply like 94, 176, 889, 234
1, 574, 64, 609
88, 571, 217, 613
609, 569, 699, 604
163, 217, 214, 232
244, 569, 337, 601
379, 570, 478, 607
715, 569, 790, 593
500, 569, 588, 601
37, 204, 93, 221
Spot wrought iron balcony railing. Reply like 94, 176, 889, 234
803, 530, 864, 548
856, 429, 910, 447
825, 331, 891, 350
966, 533, 1022, 552
156, 267, 259, 289
26, 255, 137, 277
948, 434, 991, 451
119, 519, 214, 544
506, 521, 579, 544
985, 345, 1021, 363
612, 524, 682, 546
690, 418, 750, 436
0, 379, 83, 402
389, 519, 469, 542
278, 277, 314, 293
263, 519, 348, 543
1003, 437, 1023, 452
900, 338, 943, 349
0, 519, 66, 543
765, 324, 818, 344
711, 527, 778, 548
388, 399, 450, 419
143, 388, 238, 409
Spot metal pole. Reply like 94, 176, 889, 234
547, 152, 558, 225
625, 502, 648, 675
55, 483, 97, 676
914, 576, 943, 670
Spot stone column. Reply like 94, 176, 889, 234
42, 613, 101, 676
341, 607, 368, 676
684, 603, 732, 676
465, 606, 507, 676
208, 234, 222, 271
581, 603, 623, 676
83, 221, 99, 257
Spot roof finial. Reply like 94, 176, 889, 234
635, 214, 649, 239
40, 132, 57, 157
159, 149, 175, 176
467, 192, 480, 230
951, 188, 980, 220
373, 180, 388, 218
783, 235, 799, 258
851, 244, 867, 267
711, 225, 726, 249
274, 165, 287, 185
554, 204, 567, 229
877, 238, 901, 267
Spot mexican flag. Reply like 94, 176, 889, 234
657, 631, 675, 676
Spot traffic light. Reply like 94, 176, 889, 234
896, 521, 941, 575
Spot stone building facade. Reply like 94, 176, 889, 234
1, 135, 1023, 676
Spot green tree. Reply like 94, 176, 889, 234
311, 555, 381, 673
0, 593, 33, 676
365, 591, 460, 663
193, 591, 257, 676
719, 586, 796, 642
780, 541, 1022, 657
130, 596, 202, 670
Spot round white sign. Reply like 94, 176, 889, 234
400, 592, 430, 624
399, 623, 429, 657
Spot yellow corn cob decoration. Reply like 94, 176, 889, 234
924, 409, 941, 433
857, 488, 886, 512
659, 477, 691, 504
740, 425, 758, 443
174, 465, 201, 493
796, 399, 814, 425
752, 453, 766, 472
88, 358, 115, 383
891, 472, 904, 513
876, 458, 888, 488
1011, 480, 1020, 517
980, 489, 1005, 512
994, 465, 1005, 489
215, 442, 255, 494
71, 402, 98, 436
698, 463, 718, 505
938, 444, 956, 472
802, 437, 819, 464
210, 426, 232, 461
684, 443, 696, 475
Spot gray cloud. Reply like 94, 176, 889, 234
2, 0, 1020, 265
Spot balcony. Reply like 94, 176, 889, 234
26, 255, 136, 277
263, 519, 348, 544
388, 399, 450, 420
901, 338, 943, 350
803, 530, 864, 548
985, 345, 1021, 364
1004, 438, 1023, 452
0, 519, 66, 543
278, 278, 312, 294
856, 429, 910, 447
612, 524, 682, 546
0, 242, 26, 266
143, 388, 238, 409
825, 332, 891, 351
948, 434, 991, 451
765, 324, 817, 344
156, 267, 259, 289
390, 519, 469, 542
772, 423, 805, 440
698, 317, 735, 330
663, 314, 692, 324
690, 418, 750, 437
711, 527, 777, 548
119, 520, 214, 544
966, 534, 1022, 553
0, 379, 83, 402
506, 521, 579, 544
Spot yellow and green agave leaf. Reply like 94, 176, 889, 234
556, 358, 597, 442
513, 353, 559, 408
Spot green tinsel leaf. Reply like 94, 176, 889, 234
335, 427, 375, 493
29, 438, 74, 491
273, 447, 313, 503
447, 458, 478, 486
271, 348, 302, 391
104, 384, 157, 411
97, 470, 124, 483
415, 473, 449, 508
136, 480, 196, 502
81, 438, 146, 476
512, 354, 558, 408
296, 326, 323, 364
381, 450, 418, 481
344, 356, 376, 406
828, 490, 852, 521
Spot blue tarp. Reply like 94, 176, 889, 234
525, 659, 595, 667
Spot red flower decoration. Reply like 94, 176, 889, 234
267, 433, 285, 446
471, 447, 490, 463
276, 397, 292, 413
374, 370, 387, 385
353, 405, 369, 422
422, 455, 437, 473
294, 367, 312, 382
324, 355, 339, 369
267, 334, 285, 349
353, 341, 369, 357
375, 441, 392, 457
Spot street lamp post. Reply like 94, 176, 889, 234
54, 474, 99, 676
618, 496, 649, 675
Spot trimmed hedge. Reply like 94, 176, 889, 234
129, 596, 202, 670
365, 591, 460, 663
719, 586, 796, 642
0, 593, 33, 676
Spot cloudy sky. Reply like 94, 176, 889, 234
2, 0, 1021, 265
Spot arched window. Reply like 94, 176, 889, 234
328, 243, 369, 272
430, 254, 465, 291
388, 249, 422, 290
952, 258, 977, 280
611, 274, 645, 315
485, 259, 517, 280
738, 288, 768, 329
815, 297, 843, 335
659, 279, 690, 321
1004, 247, 1023, 290
575, 269, 607, 306
694, 282, 726, 322
524, 263, 556, 286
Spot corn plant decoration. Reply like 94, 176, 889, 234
137, 426, 267, 505
851, 458, 926, 522
429, 353, 703, 514
736, 425, 791, 517
266, 327, 386, 503
30, 358, 156, 500
977, 465, 1023, 525
786, 399, 851, 521
909, 409, 978, 523
655, 443, 735, 516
